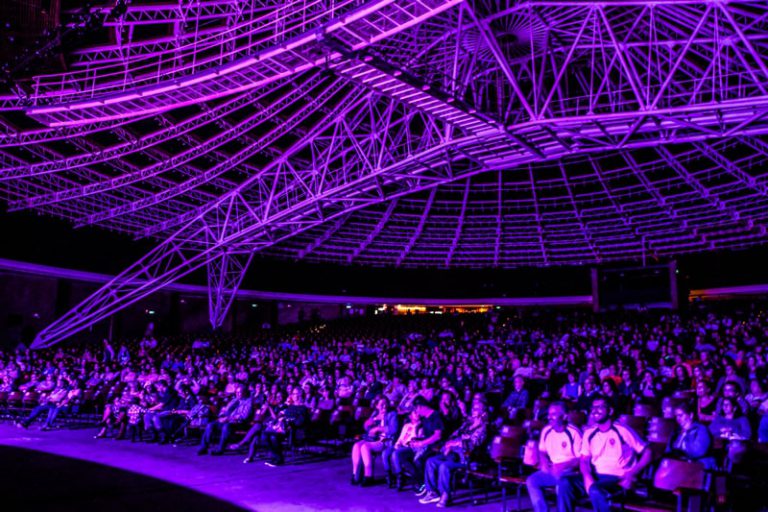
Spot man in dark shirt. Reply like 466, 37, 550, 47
502, 376, 530, 418
393, 396, 444, 491
158, 384, 195, 444
361, 372, 384, 402
143, 380, 178, 443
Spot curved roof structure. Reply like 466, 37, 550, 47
1, 0, 768, 346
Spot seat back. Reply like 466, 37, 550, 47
8, 391, 22, 405
619, 414, 648, 435
672, 390, 696, 401
489, 435, 523, 462
499, 425, 526, 442
354, 406, 373, 422
647, 417, 676, 444
22, 391, 40, 406
522, 439, 539, 467
568, 410, 587, 427
653, 458, 707, 492
317, 399, 335, 411
633, 403, 658, 418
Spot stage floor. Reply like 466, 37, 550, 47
0, 423, 523, 512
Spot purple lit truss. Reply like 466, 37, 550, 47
0, 0, 767, 347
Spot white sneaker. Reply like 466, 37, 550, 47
419, 493, 440, 505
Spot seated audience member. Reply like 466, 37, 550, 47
715, 382, 749, 416
745, 378, 767, 411
351, 396, 400, 486
260, 388, 310, 467
501, 375, 530, 418
560, 372, 581, 402
389, 410, 421, 487
709, 397, 752, 440
383, 375, 406, 405
392, 396, 444, 491
667, 402, 716, 469
198, 384, 252, 455
16, 377, 71, 430
360, 372, 383, 403
397, 379, 421, 415
437, 391, 463, 434
142, 380, 178, 443
158, 384, 196, 444
578, 396, 652, 512
45, 379, 84, 430
576, 375, 599, 412
695, 380, 717, 423
419, 397, 489, 507
172, 394, 213, 443
600, 379, 627, 415
526, 402, 584, 512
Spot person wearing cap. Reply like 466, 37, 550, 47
392, 395, 444, 491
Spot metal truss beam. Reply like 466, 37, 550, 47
26, 0, 462, 126
207, 251, 254, 330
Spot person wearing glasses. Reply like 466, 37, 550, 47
578, 396, 652, 512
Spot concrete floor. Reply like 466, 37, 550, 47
0, 423, 524, 512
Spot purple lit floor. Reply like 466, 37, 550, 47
0, 423, 525, 512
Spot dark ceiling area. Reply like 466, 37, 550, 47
3, 207, 768, 298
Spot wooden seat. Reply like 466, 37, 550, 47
354, 406, 373, 422
8, 391, 23, 407
499, 425, 527, 442
619, 414, 649, 435
317, 399, 335, 411
672, 390, 696, 401
620, 459, 709, 512
633, 403, 659, 418
507, 408, 532, 425
653, 459, 707, 493
22, 391, 40, 408
568, 410, 587, 427
648, 417, 676, 444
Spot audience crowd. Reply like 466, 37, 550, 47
2, 304, 768, 510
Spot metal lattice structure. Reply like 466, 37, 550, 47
1, 0, 768, 346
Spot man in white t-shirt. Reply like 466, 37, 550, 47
526, 402, 583, 512
578, 396, 651, 512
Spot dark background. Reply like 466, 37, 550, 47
2, 208, 767, 298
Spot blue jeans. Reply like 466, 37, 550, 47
588, 474, 622, 512
21, 404, 55, 428
392, 447, 415, 476
382, 445, 395, 472
200, 421, 236, 452
526, 470, 582, 512
392, 447, 429, 485
424, 454, 465, 495
758, 415, 768, 443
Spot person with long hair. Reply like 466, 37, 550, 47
350, 396, 400, 486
